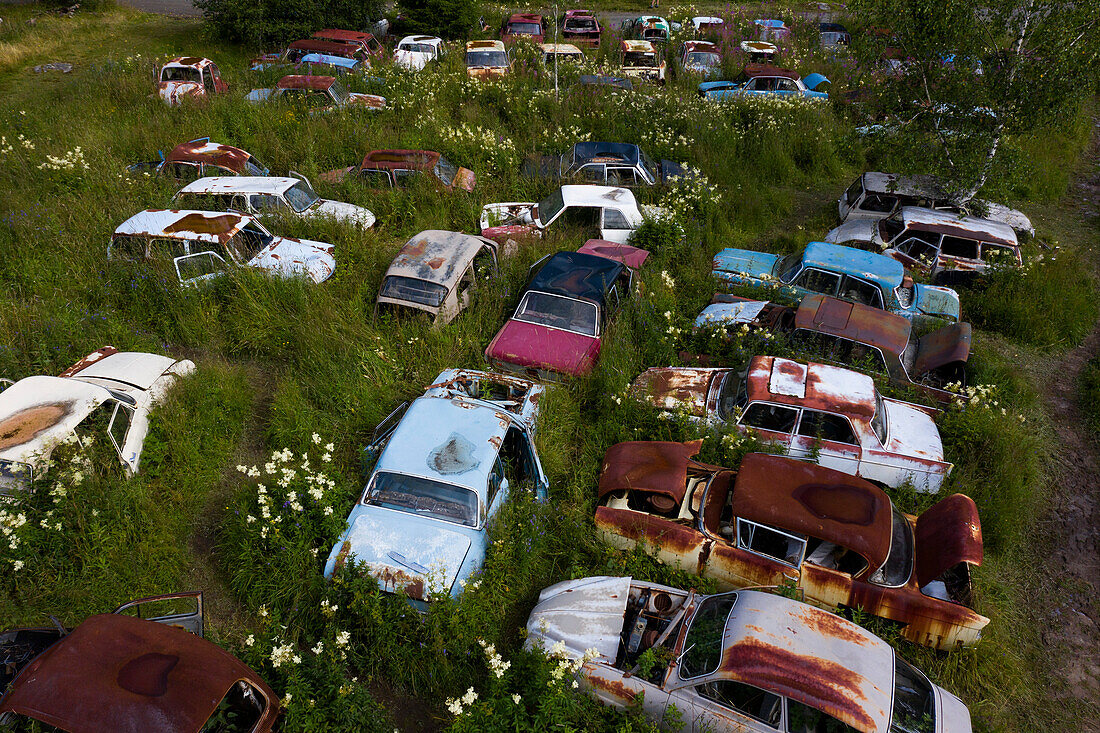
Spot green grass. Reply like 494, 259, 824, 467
0, 3, 1098, 731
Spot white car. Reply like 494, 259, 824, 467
0, 347, 194, 496
172, 176, 375, 229
394, 35, 443, 71
480, 185, 661, 245
109, 209, 336, 284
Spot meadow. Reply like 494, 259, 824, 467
0, 2, 1097, 730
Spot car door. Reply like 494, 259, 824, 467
787, 408, 861, 476
113, 591, 204, 637
600, 207, 633, 244
361, 401, 409, 474
799, 543, 861, 610
735, 401, 797, 450
671, 679, 782, 733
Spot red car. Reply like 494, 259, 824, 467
485, 240, 648, 379
320, 149, 475, 191
561, 9, 602, 47
501, 13, 547, 43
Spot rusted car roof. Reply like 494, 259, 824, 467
899, 206, 1017, 247
276, 75, 336, 91
914, 493, 983, 587
163, 56, 215, 70
468, 40, 506, 50
683, 40, 718, 53
742, 63, 799, 79
732, 453, 891, 569
312, 29, 376, 43
165, 139, 252, 172
360, 149, 440, 171
719, 590, 893, 732
746, 355, 878, 418
288, 39, 358, 56
0, 614, 279, 733
598, 440, 703, 502
794, 295, 910, 357
113, 209, 248, 244
622, 39, 657, 52
385, 230, 493, 290
508, 12, 544, 23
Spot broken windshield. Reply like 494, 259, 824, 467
366, 471, 479, 527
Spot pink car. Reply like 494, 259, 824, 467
485, 241, 648, 380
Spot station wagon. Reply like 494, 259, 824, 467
172, 176, 376, 228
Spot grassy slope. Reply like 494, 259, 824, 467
0, 4, 1097, 731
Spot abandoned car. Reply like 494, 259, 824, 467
711, 240, 962, 323
128, 138, 269, 182
245, 75, 386, 112
754, 18, 790, 41
466, 40, 511, 78
620, 40, 666, 83
0, 346, 194, 497
171, 176, 376, 229
695, 293, 971, 404
526, 578, 974, 732
541, 43, 585, 65
826, 206, 1022, 284
520, 141, 684, 187
311, 28, 385, 59
699, 65, 829, 100
620, 16, 676, 43
109, 209, 336, 285
595, 445, 988, 649
820, 22, 852, 48
156, 57, 227, 106
250, 38, 369, 71
377, 230, 501, 325
395, 35, 444, 71
480, 184, 656, 245
294, 52, 367, 76
485, 241, 649, 379
680, 40, 722, 77
838, 171, 1034, 239
501, 13, 547, 43
560, 9, 602, 47
631, 354, 953, 492
739, 39, 778, 62
323, 369, 549, 606
320, 149, 475, 192
0, 592, 280, 732
690, 16, 724, 36
577, 74, 633, 91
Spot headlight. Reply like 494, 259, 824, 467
0, 460, 33, 497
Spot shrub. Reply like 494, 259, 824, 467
195, 0, 386, 46
393, 0, 479, 40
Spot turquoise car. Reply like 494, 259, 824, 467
699, 64, 829, 100
711, 241, 961, 323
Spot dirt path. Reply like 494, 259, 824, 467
1033, 117, 1100, 718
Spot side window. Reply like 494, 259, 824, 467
578, 164, 606, 183
776, 78, 798, 91
796, 409, 858, 445
488, 455, 505, 505
202, 68, 215, 93
358, 169, 393, 187
165, 163, 200, 182
787, 699, 860, 733
500, 426, 536, 490
472, 247, 497, 279
939, 236, 980, 260
896, 238, 939, 265
736, 519, 806, 566
981, 243, 1018, 263
603, 208, 631, 230
795, 268, 841, 296
393, 169, 420, 187
606, 167, 637, 186
250, 194, 287, 213
695, 681, 781, 728
557, 206, 601, 229
846, 342, 888, 373
840, 276, 883, 308
111, 235, 149, 261
108, 402, 134, 457
744, 78, 760, 91
859, 194, 896, 213
148, 237, 187, 261
739, 403, 798, 434
459, 265, 475, 297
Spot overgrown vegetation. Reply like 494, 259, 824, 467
0, 3, 1097, 731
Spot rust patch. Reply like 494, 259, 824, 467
117, 653, 179, 697
175, 56, 203, 66
334, 540, 352, 572
793, 607, 870, 647
587, 674, 637, 703
375, 566, 426, 600
792, 483, 879, 527
426, 257, 445, 269
162, 212, 240, 240
0, 403, 72, 449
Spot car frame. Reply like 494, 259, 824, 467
394, 35, 444, 71
711, 240, 962, 323
484, 241, 649, 379
595, 446, 987, 649
377, 230, 501, 325
323, 369, 549, 607
699, 64, 829, 100
480, 184, 655, 245
620, 39, 666, 83
157, 57, 228, 106
0, 346, 194, 497
560, 9, 601, 47
109, 209, 336, 285
526, 578, 974, 732
0, 591, 280, 732
465, 40, 511, 78
320, 149, 476, 192
620, 15, 677, 44
244, 75, 386, 112
631, 354, 953, 492
171, 175, 376, 229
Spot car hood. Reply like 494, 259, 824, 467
711, 248, 780, 278
913, 284, 960, 321
631, 367, 719, 417
524, 576, 630, 662
394, 49, 431, 70
309, 199, 376, 228
913, 322, 971, 377
883, 399, 945, 462
934, 684, 974, 733
331, 507, 473, 601
248, 237, 336, 283
157, 81, 203, 106
825, 218, 879, 246
486, 320, 601, 377
345, 92, 387, 110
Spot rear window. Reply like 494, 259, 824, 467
380, 276, 447, 308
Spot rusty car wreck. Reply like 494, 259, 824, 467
0, 592, 280, 732
594, 444, 988, 649
526, 577, 974, 731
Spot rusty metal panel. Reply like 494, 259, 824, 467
796, 295, 911, 357
912, 322, 972, 378
597, 440, 701, 502
913, 494, 982, 587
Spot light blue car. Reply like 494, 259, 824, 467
711, 240, 961, 323
323, 369, 549, 608
699, 65, 829, 100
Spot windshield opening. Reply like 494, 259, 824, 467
716, 371, 747, 422
514, 291, 598, 336
434, 157, 458, 186
880, 214, 906, 243
775, 253, 802, 282
686, 52, 721, 66
285, 181, 320, 213
467, 51, 508, 67
243, 157, 266, 176
566, 17, 597, 30
624, 51, 658, 67
366, 470, 479, 527
638, 149, 658, 182
507, 22, 542, 34
536, 188, 566, 225
379, 276, 447, 308
891, 657, 936, 733
230, 223, 274, 262
0, 460, 33, 497
679, 593, 738, 679
161, 67, 201, 83
401, 43, 435, 54
328, 79, 349, 103
869, 505, 913, 587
